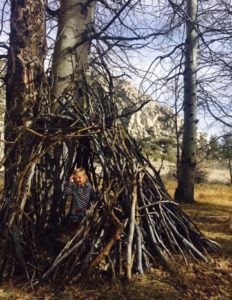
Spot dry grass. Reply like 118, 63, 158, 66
165, 180, 232, 205
165, 180, 232, 258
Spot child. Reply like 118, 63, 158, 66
64, 168, 95, 232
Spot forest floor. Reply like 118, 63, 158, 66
0, 182, 231, 299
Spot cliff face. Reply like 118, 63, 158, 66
115, 79, 183, 140
128, 102, 182, 139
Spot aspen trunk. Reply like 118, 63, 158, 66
175, 0, 198, 203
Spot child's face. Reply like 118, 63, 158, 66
72, 172, 86, 186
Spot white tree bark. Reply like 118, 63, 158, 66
175, 0, 198, 203
51, 0, 96, 111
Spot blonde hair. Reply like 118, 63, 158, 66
72, 167, 88, 184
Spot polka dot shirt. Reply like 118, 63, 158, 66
64, 181, 93, 222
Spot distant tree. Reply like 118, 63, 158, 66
221, 134, 232, 185
196, 133, 208, 158
208, 135, 221, 160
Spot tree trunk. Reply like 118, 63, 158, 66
4, 0, 46, 198
51, 0, 96, 112
175, 0, 198, 203
1, 0, 47, 279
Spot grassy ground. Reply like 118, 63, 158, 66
0, 182, 231, 299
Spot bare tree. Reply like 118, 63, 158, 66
139, 0, 232, 202
174, 0, 198, 203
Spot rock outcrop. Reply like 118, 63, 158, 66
114, 79, 183, 140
